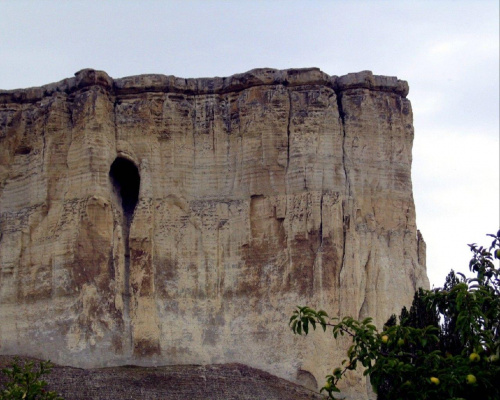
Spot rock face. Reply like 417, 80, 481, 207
0, 68, 428, 398
0, 356, 323, 400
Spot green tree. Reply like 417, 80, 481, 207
0, 358, 63, 400
290, 231, 500, 399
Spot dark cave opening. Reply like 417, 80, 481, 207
109, 157, 140, 220
109, 157, 139, 348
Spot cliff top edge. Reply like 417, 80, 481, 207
0, 67, 409, 104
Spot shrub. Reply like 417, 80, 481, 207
0, 358, 63, 400
290, 230, 500, 399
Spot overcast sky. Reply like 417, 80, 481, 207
1, 0, 498, 288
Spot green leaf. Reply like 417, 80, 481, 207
303, 318, 309, 335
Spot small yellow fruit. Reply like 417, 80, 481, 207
430, 377, 440, 385
495, 248, 500, 259
469, 353, 481, 362
324, 382, 332, 390
381, 335, 389, 343
397, 338, 405, 346
466, 374, 477, 384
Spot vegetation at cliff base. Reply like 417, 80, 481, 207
0, 358, 63, 400
290, 231, 500, 399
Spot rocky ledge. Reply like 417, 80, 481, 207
0, 356, 323, 400
0, 68, 409, 104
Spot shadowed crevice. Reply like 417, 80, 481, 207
109, 157, 140, 351
109, 158, 140, 222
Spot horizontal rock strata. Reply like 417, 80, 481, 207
0, 68, 428, 399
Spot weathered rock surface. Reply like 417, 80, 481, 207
0, 356, 323, 399
0, 68, 428, 399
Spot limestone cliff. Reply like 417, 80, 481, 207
0, 68, 428, 398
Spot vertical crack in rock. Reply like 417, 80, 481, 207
113, 98, 119, 143
284, 87, 293, 279
68, 96, 74, 127
109, 157, 140, 349
335, 89, 351, 198
336, 88, 350, 279
313, 194, 325, 295
286, 89, 292, 176
318, 194, 323, 246
340, 200, 348, 278
111, 98, 132, 348
358, 250, 372, 320
405, 206, 409, 229
41, 112, 47, 174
